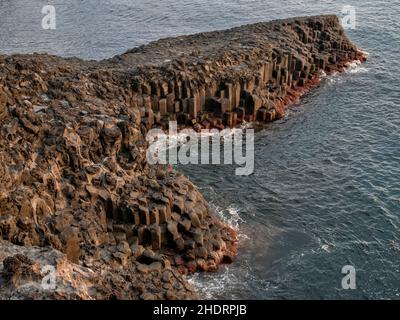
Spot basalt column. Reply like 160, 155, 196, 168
112, 15, 365, 131
0, 15, 365, 300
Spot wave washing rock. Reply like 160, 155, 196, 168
0, 15, 364, 300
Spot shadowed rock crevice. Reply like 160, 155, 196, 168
0, 15, 364, 300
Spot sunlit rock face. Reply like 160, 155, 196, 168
0, 15, 363, 300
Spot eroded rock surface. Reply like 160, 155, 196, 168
0, 240, 198, 299
0, 15, 364, 299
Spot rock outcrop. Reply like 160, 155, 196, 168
0, 15, 365, 299
0, 240, 198, 299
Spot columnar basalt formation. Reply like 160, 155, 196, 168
106, 15, 365, 130
0, 15, 365, 299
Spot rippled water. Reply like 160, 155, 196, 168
1, 0, 399, 299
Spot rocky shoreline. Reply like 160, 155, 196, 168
0, 15, 365, 300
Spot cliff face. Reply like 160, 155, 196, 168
0, 15, 364, 300
107, 15, 365, 129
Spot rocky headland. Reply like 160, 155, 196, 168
0, 15, 365, 299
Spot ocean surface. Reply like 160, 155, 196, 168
1, 0, 399, 299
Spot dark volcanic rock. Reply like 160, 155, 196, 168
0, 240, 197, 300
0, 15, 364, 300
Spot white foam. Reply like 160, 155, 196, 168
212, 204, 245, 231
348, 66, 369, 74
321, 244, 331, 252
187, 266, 242, 300
187, 205, 247, 299
150, 123, 254, 157
345, 60, 369, 74
325, 59, 369, 85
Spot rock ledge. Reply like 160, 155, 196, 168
0, 15, 364, 300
